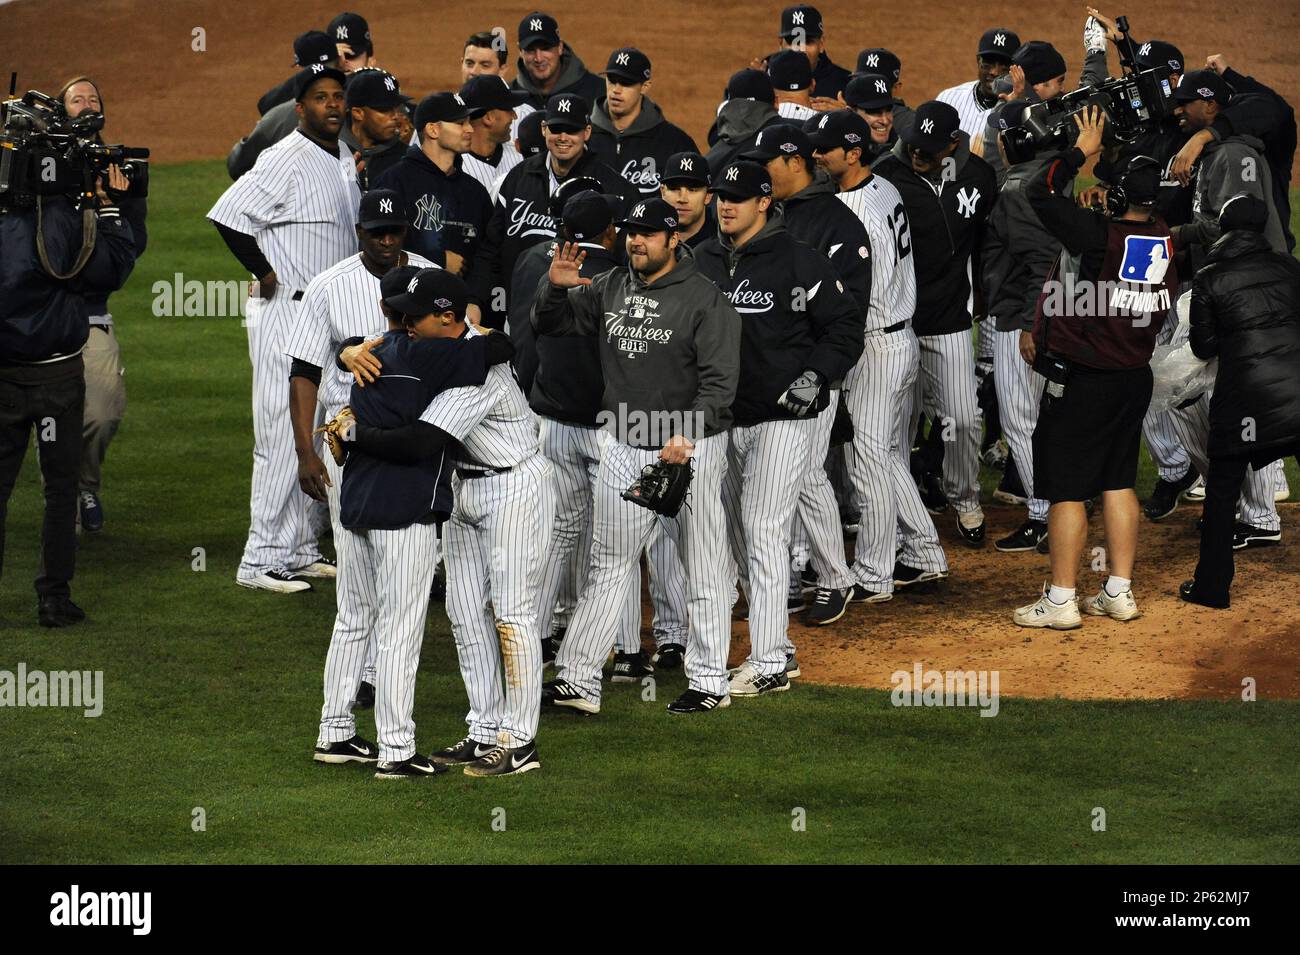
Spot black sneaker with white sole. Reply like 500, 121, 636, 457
799, 566, 819, 594
374, 754, 447, 779
541, 679, 599, 714
464, 742, 540, 777
314, 735, 379, 764
667, 689, 731, 714
611, 650, 654, 683
429, 736, 498, 765
804, 586, 850, 625
849, 583, 893, 603
893, 562, 948, 589
787, 592, 807, 614
652, 643, 685, 669
1233, 523, 1282, 550
995, 519, 1047, 553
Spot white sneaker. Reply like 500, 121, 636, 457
296, 559, 338, 579
237, 570, 312, 593
1083, 588, 1142, 621
727, 660, 790, 696
958, 505, 986, 531
1013, 587, 1082, 630
1183, 475, 1206, 501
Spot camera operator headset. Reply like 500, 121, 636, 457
1010, 105, 1177, 631
57, 76, 148, 534
0, 81, 141, 628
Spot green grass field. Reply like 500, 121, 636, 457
0, 162, 1296, 864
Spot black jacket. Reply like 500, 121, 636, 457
510, 48, 605, 110
83, 195, 147, 316
257, 75, 297, 116
874, 134, 996, 335
588, 97, 699, 196
779, 169, 873, 318
982, 153, 1066, 332
372, 145, 493, 279
1213, 68, 1297, 250
510, 240, 618, 425
812, 53, 853, 101
341, 125, 405, 193
694, 214, 864, 426
0, 199, 138, 373
1094, 114, 1194, 228
472, 149, 638, 321
1190, 229, 1300, 461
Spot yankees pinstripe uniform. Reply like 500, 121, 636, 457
935, 82, 995, 146
993, 328, 1049, 524
1142, 310, 1193, 482
777, 102, 818, 124
463, 140, 525, 195
837, 175, 947, 591
208, 130, 361, 582
424, 336, 554, 752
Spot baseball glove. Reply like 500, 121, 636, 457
622, 459, 692, 518
314, 405, 355, 466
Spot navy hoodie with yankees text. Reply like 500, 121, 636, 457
588, 96, 699, 196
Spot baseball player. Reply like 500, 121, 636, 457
705, 70, 782, 176
259, 31, 338, 116
534, 198, 742, 715
328, 12, 376, 75
935, 29, 1021, 152
659, 152, 716, 247
511, 12, 605, 109
588, 48, 698, 196
695, 159, 863, 693
460, 30, 537, 142
768, 51, 819, 123
841, 74, 898, 163
853, 49, 914, 137
820, 112, 949, 598
285, 189, 436, 701
340, 69, 408, 191
209, 64, 361, 592
312, 267, 509, 777
460, 76, 531, 194
874, 101, 997, 547
777, 4, 852, 104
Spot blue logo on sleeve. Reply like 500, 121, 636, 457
1119, 235, 1173, 284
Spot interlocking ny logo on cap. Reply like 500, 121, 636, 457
337, 25, 348, 39
792, 10, 804, 23
557, 98, 571, 112
616, 52, 630, 66
921, 118, 935, 134
384, 76, 396, 91
1197, 86, 1214, 97
1139, 42, 1151, 55
530, 17, 543, 30
454, 94, 465, 106
379, 198, 394, 214
994, 33, 1007, 46
311, 63, 325, 74
818, 114, 829, 128
865, 54, 879, 67
875, 79, 888, 93
724, 166, 739, 181
632, 202, 646, 217
407, 276, 420, 293
679, 157, 693, 170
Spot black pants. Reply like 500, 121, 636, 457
0, 368, 85, 598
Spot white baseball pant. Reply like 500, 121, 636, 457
908, 329, 982, 513
791, 389, 856, 591
992, 327, 1050, 523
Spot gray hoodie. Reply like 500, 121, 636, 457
511, 48, 605, 111
1178, 133, 1286, 270
531, 246, 741, 446
705, 99, 780, 176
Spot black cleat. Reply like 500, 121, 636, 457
464, 741, 541, 777
314, 734, 379, 764
1233, 522, 1281, 550
893, 562, 948, 589
38, 596, 85, 628
804, 586, 850, 625
956, 512, 986, 548
541, 679, 599, 714
353, 680, 375, 709
667, 688, 731, 714
652, 643, 685, 669
430, 736, 499, 765
1143, 471, 1199, 521
799, 566, 819, 594
995, 519, 1047, 553
849, 583, 892, 604
543, 627, 564, 666
374, 754, 447, 779
610, 650, 654, 683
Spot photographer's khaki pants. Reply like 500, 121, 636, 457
80, 325, 126, 494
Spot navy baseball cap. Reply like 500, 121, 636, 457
543, 92, 590, 131
517, 110, 546, 156
1174, 69, 1230, 105
618, 197, 679, 234
519, 12, 560, 50
380, 265, 422, 305
563, 191, 621, 240
346, 70, 403, 110
328, 12, 372, 54
294, 64, 347, 101
1135, 40, 1185, 75
844, 73, 894, 110
661, 151, 709, 186
993, 98, 1032, 131
460, 75, 531, 116
900, 100, 961, 152
1013, 41, 1067, 86
386, 268, 468, 318
742, 123, 814, 161
1115, 155, 1162, 205
710, 160, 773, 199
1218, 193, 1269, 233
358, 189, 408, 230
725, 68, 775, 104
602, 47, 652, 83
549, 175, 604, 218
415, 92, 471, 131
856, 48, 901, 82
978, 28, 1020, 60
779, 5, 824, 39
768, 50, 813, 92
293, 31, 337, 67
808, 109, 872, 152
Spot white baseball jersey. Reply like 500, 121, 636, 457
207, 130, 361, 291
837, 174, 917, 332
463, 140, 524, 195
286, 252, 436, 417
777, 101, 818, 123
936, 81, 997, 142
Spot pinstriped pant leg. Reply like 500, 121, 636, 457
1174, 394, 1281, 533
796, 389, 855, 591
646, 522, 689, 649
372, 524, 437, 762
444, 488, 503, 746
993, 328, 1050, 523
317, 527, 376, 745
926, 331, 982, 513
536, 419, 590, 641
892, 335, 948, 573
845, 344, 899, 592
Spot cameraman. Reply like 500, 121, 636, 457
59, 77, 148, 533
1011, 107, 1177, 629
0, 121, 139, 627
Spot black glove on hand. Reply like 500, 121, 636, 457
777, 369, 824, 417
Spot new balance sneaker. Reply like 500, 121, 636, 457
1012, 587, 1082, 630
464, 742, 540, 777
237, 570, 312, 593
78, 491, 103, 533
804, 586, 850, 625
1233, 522, 1281, 550
728, 661, 790, 697
353, 680, 375, 709
611, 650, 653, 683
430, 736, 498, 766
667, 689, 731, 714
314, 735, 379, 764
1143, 471, 1199, 521
957, 508, 986, 548
1082, 587, 1142, 621
849, 583, 892, 604
785, 653, 801, 679
652, 643, 685, 669
893, 562, 948, 589
541, 679, 599, 714
296, 558, 338, 579
374, 754, 447, 779
995, 519, 1047, 553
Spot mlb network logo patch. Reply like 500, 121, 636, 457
1118, 235, 1173, 284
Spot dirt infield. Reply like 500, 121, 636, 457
4, 0, 1298, 700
